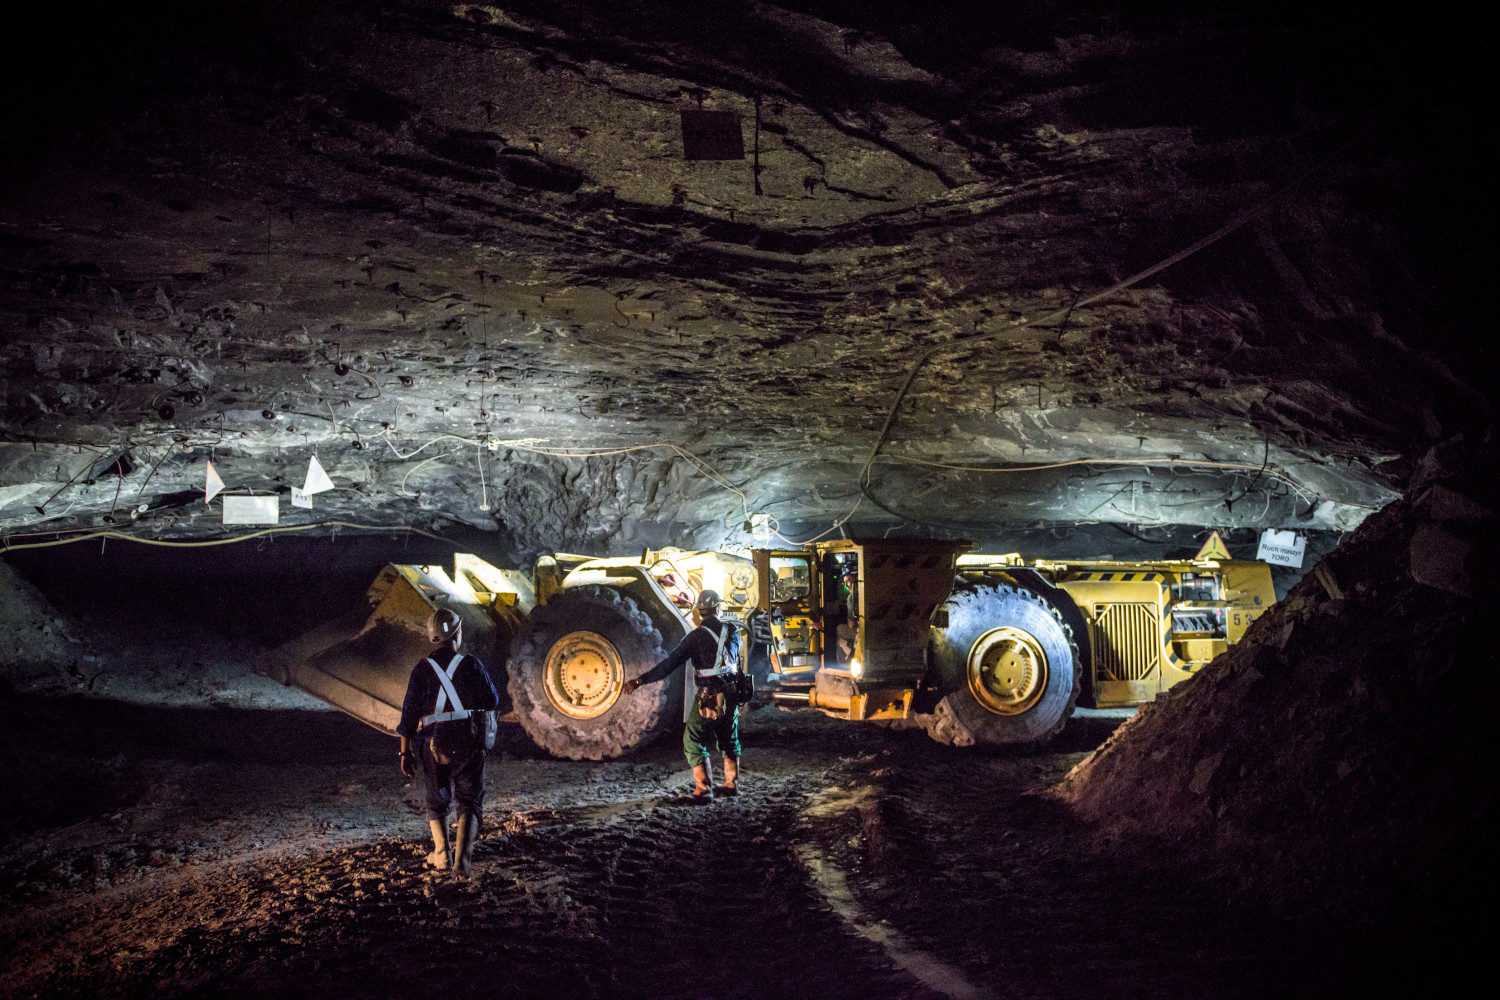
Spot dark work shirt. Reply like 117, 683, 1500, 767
637, 616, 741, 686
397, 646, 500, 738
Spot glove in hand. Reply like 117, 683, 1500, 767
399, 751, 416, 779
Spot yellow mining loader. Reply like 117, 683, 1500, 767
752, 541, 1276, 746
258, 547, 759, 760
263, 539, 1275, 756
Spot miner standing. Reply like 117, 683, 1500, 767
624, 589, 744, 800
398, 608, 500, 878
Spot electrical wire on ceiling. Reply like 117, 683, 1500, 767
377, 428, 755, 528
858, 130, 1371, 528
751, 496, 864, 547
0, 520, 451, 553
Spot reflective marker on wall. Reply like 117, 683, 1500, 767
303, 455, 335, 495
204, 461, 225, 504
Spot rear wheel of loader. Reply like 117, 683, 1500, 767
508, 585, 678, 760
926, 584, 1080, 746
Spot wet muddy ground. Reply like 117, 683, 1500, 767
0, 700, 1402, 999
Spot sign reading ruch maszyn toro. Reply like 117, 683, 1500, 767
1257, 528, 1306, 567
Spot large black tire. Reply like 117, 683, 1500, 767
925, 584, 1080, 746
508, 586, 680, 760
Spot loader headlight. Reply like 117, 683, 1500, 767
850, 658, 863, 678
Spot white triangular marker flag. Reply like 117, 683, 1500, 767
290, 486, 312, 509
303, 455, 334, 495
205, 461, 225, 504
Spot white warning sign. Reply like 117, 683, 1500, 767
290, 486, 312, 509
222, 495, 279, 525
1256, 528, 1306, 568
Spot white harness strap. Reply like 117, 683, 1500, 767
420, 653, 472, 728
693, 624, 734, 678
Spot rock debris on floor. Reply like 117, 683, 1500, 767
2, 704, 1387, 999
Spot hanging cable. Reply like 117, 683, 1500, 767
876, 453, 1379, 511
477, 441, 491, 512
0, 520, 450, 553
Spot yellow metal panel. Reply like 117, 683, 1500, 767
1094, 679, 1158, 708
852, 540, 966, 685
455, 553, 534, 613
1057, 578, 1167, 704
1090, 603, 1162, 681
1221, 562, 1276, 642
1174, 637, 1225, 663
857, 689, 914, 721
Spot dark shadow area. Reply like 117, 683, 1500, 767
4, 533, 494, 647
0, 695, 389, 842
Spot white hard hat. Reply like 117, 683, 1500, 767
427, 608, 462, 643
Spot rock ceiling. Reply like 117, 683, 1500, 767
0, 1, 1490, 558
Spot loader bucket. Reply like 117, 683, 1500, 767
257, 557, 526, 734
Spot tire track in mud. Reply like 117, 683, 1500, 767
796, 843, 994, 1000
790, 755, 1339, 1000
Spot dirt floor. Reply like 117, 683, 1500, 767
0, 693, 1407, 1000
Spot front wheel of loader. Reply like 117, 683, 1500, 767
508, 585, 679, 760
925, 584, 1080, 746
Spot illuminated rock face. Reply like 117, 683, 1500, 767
0, 2, 1488, 557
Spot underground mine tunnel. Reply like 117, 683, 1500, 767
0, 2, 1493, 997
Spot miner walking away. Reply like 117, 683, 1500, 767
398, 608, 500, 878
624, 589, 744, 801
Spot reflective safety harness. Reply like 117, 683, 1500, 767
420, 653, 473, 728
693, 623, 735, 679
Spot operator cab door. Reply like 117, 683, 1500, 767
753, 550, 821, 673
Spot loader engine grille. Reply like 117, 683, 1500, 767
1090, 603, 1162, 682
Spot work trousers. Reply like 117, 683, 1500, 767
683, 694, 741, 767
419, 732, 487, 822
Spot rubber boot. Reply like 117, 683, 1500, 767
717, 757, 739, 796
453, 812, 479, 880
424, 818, 450, 871
689, 762, 714, 802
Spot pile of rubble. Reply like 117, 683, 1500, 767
0, 558, 91, 693
1057, 437, 1495, 946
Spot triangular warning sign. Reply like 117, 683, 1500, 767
303, 455, 335, 495
204, 461, 225, 504
1195, 530, 1233, 561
